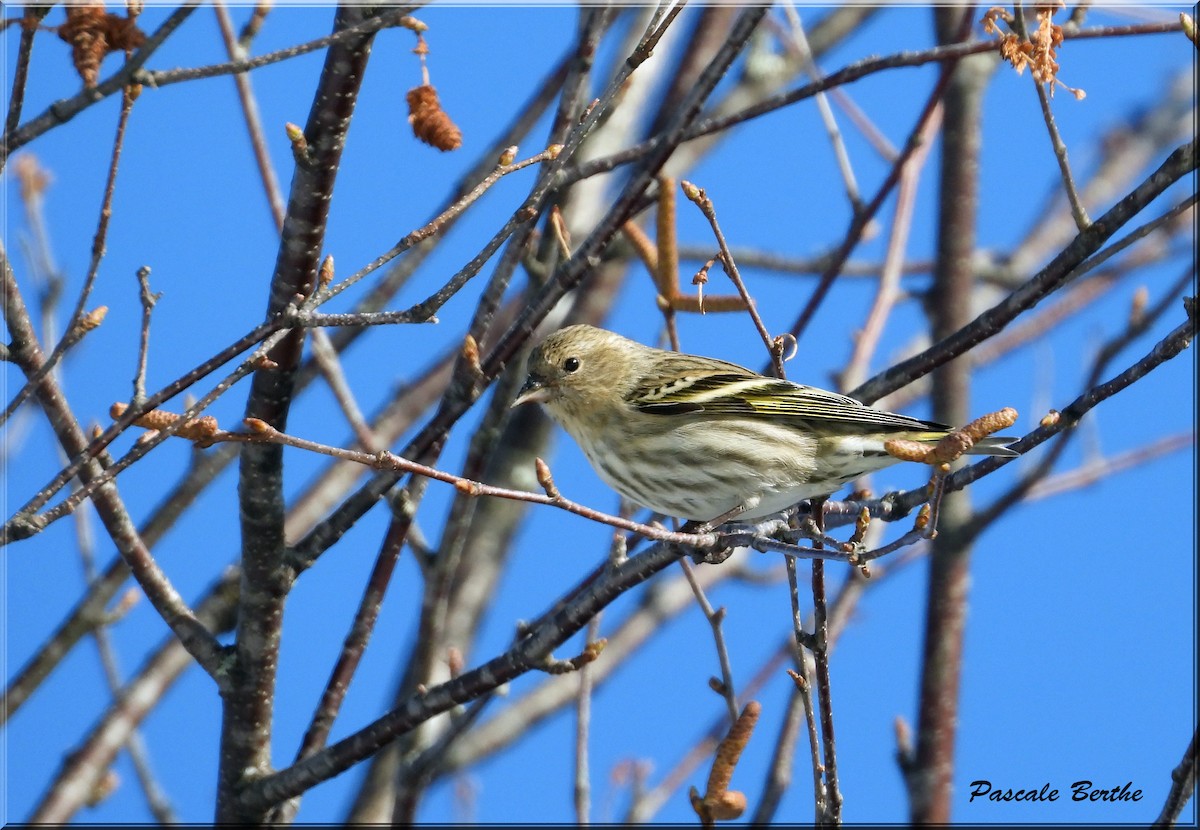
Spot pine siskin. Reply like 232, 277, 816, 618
512, 325, 1019, 523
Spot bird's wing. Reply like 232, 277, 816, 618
631, 364, 946, 433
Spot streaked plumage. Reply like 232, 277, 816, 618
513, 325, 1018, 522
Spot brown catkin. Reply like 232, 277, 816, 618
406, 84, 462, 151
57, 4, 146, 87
58, 5, 108, 87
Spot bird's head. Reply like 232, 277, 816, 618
512, 324, 641, 419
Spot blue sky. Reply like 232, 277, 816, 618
3, 3, 1195, 824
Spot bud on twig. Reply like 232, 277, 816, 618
535, 457, 560, 499
447, 646, 464, 678
538, 638, 607, 674
460, 333, 482, 378
285, 122, 310, 164
1181, 13, 1198, 48
79, 306, 108, 332
914, 503, 931, 532
454, 479, 482, 496
318, 255, 334, 290
786, 668, 807, 691
243, 417, 272, 434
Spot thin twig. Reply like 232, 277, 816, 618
679, 181, 779, 372
141, 8, 423, 89
840, 104, 942, 391
308, 328, 380, 452
5, 325, 293, 542
679, 558, 740, 724
565, 20, 1182, 189
677, 246, 933, 279
827, 85, 900, 161
1024, 432, 1193, 501
132, 266, 159, 405
2, 253, 227, 681
751, 673, 807, 823
3, 5, 197, 162
293, 512, 411, 762
781, 3, 861, 207
574, 615, 602, 825
313, 145, 563, 310
808, 501, 842, 824
785, 557, 826, 821
230, 422, 725, 551
1032, 73, 1091, 229
2, 7, 50, 153
852, 139, 1196, 405
965, 276, 1197, 539
3, 82, 138, 426
786, 32, 969, 351
71, 505, 179, 823
213, 0, 286, 232
237, 1, 271, 51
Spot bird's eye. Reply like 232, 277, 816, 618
563, 357, 580, 373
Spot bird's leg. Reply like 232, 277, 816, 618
687, 497, 761, 565
811, 496, 828, 535
697, 495, 760, 535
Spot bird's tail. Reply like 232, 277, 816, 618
964, 435, 1021, 457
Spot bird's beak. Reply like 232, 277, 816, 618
512, 377, 551, 408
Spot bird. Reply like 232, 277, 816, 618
512, 324, 1019, 524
